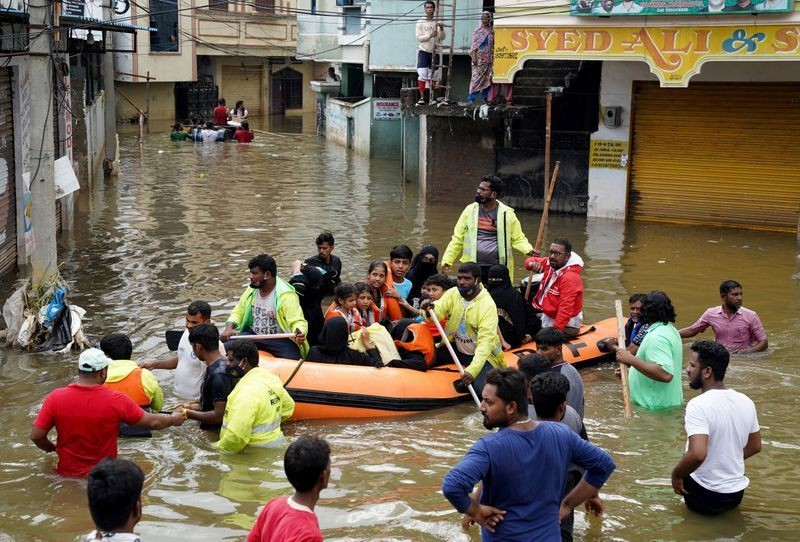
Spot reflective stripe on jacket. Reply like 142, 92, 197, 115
216, 367, 295, 453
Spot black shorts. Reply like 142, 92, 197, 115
683, 475, 745, 516
417, 50, 433, 69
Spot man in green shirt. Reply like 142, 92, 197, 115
609, 290, 683, 409
170, 123, 188, 141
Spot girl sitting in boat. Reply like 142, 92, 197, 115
308, 318, 383, 367
355, 282, 380, 327
324, 283, 363, 333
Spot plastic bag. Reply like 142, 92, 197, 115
39, 285, 68, 332
1, 282, 27, 346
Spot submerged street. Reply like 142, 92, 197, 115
1, 118, 799, 541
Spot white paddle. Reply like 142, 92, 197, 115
428, 309, 482, 409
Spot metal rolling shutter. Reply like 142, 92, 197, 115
0, 68, 17, 275
629, 82, 800, 232
221, 65, 263, 115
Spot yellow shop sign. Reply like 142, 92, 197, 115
494, 25, 800, 87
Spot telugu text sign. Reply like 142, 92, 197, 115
590, 140, 628, 170
494, 25, 800, 87
569, 0, 790, 17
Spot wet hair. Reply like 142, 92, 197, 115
423, 273, 453, 290
628, 293, 646, 304
485, 368, 528, 415
640, 290, 676, 325
87, 459, 144, 532
187, 300, 212, 320
457, 262, 482, 281
284, 435, 331, 492
517, 353, 551, 382
249, 254, 277, 277
719, 280, 742, 295
241, 121, 249, 130
390, 245, 413, 261
229, 340, 259, 367
316, 232, 335, 246
206, 121, 214, 129
218, 98, 226, 106
481, 174, 503, 196
188, 323, 220, 351
99, 333, 133, 361
172, 123, 182, 131
531, 372, 570, 419
368, 260, 388, 275
551, 237, 572, 253
354, 281, 374, 297
691, 340, 729, 381
535, 327, 564, 348
334, 282, 356, 302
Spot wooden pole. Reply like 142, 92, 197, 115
615, 300, 633, 418
544, 91, 552, 201
524, 161, 561, 300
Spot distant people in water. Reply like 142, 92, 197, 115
231, 100, 248, 119
170, 123, 188, 141
234, 121, 254, 143
201, 121, 219, 143
214, 98, 229, 125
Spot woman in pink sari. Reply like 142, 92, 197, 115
468, 12, 493, 104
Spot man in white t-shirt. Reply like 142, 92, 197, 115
671, 340, 761, 515
140, 300, 225, 400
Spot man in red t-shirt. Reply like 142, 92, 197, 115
234, 121, 254, 143
247, 436, 331, 542
214, 98, 229, 126
30, 348, 185, 478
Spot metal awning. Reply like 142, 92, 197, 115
59, 14, 155, 34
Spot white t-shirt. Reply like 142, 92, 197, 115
84, 531, 142, 541
685, 388, 759, 493
174, 329, 226, 400
252, 290, 279, 335
201, 129, 218, 142
454, 299, 477, 356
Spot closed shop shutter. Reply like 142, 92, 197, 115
0, 68, 17, 276
629, 82, 800, 232
221, 65, 263, 115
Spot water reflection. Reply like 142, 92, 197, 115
0, 119, 798, 540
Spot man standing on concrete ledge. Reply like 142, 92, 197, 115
679, 280, 767, 354
415, 1, 445, 105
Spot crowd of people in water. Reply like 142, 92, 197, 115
169, 97, 254, 143
28, 174, 768, 540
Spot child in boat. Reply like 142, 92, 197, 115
355, 282, 380, 327
421, 273, 454, 338
308, 317, 383, 367
324, 283, 363, 333
367, 260, 401, 324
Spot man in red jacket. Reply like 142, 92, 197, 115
524, 238, 584, 338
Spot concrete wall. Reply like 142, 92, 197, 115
420, 115, 496, 202
587, 59, 800, 219
326, 97, 371, 155
115, 82, 175, 121
402, 115, 420, 183
70, 77, 107, 191
370, 102, 401, 159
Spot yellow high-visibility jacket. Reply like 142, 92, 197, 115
216, 367, 295, 453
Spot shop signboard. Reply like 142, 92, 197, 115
494, 25, 800, 87
569, 0, 790, 16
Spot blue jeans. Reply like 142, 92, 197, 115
434, 346, 494, 398
467, 87, 489, 104
225, 331, 301, 360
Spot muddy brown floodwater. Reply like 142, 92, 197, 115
1, 116, 798, 541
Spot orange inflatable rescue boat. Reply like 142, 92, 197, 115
261, 317, 617, 420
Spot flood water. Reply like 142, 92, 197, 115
1, 115, 798, 541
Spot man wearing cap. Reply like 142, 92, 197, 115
30, 348, 185, 478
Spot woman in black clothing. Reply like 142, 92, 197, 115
308, 317, 383, 367
486, 264, 540, 349
405, 244, 439, 302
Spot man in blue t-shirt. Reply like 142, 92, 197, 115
442, 368, 615, 542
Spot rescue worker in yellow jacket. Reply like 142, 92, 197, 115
100, 333, 164, 412
421, 262, 506, 397
216, 341, 295, 453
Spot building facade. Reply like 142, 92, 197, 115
494, 0, 800, 232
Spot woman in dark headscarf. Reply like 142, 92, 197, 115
405, 244, 439, 302
486, 264, 540, 349
307, 317, 383, 367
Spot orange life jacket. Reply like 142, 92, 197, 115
394, 322, 436, 367
105, 368, 150, 407
324, 303, 364, 332
379, 279, 405, 323
360, 303, 381, 328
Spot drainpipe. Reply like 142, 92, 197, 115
363, 39, 370, 75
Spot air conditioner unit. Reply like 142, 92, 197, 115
336, 0, 353, 6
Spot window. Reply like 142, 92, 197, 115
149, 0, 179, 52
255, 0, 275, 13
208, 0, 228, 12
343, 7, 361, 35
